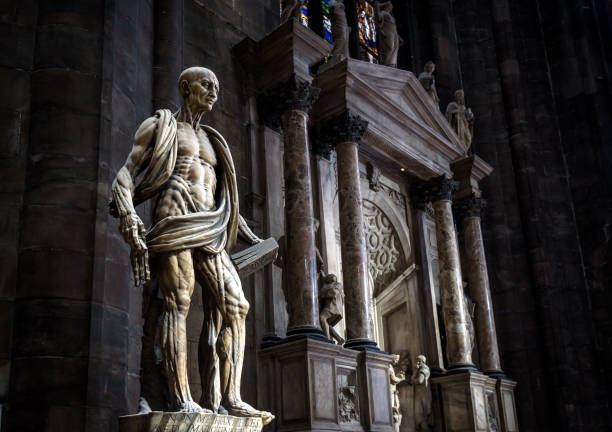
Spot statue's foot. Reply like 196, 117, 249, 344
138, 397, 152, 414
218, 405, 229, 415
227, 400, 275, 425
176, 400, 213, 413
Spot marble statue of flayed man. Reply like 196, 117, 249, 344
375, 1, 403, 68
445, 89, 474, 154
111, 66, 272, 423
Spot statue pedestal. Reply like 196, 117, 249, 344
431, 371, 500, 432
496, 378, 519, 432
257, 338, 394, 432
119, 412, 264, 432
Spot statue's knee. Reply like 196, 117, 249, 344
176, 291, 191, 314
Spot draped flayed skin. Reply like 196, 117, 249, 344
131, 109, 240, 256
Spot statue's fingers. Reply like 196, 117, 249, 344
139, 254, 147, 285
131, 225, 140, 248
143, 250, 151, 283
132, 253, 141, 286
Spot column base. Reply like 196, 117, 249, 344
444, 363, 481, 374
344, 338, 384, 353
258, 338, 394, 432
431, 371, 501, 432
277, 326, 331, 345
496, 377, 519, 432
483, 369, 508, 380
260, 333, 283, 349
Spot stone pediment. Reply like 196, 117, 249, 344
313, 59, 467, 179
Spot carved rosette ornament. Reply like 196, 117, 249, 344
257, 73, 320, 131
312, 110, 369, 159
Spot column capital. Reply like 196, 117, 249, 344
312, 110, 369, 159
454, 194, 486, 221
257, 73, 320, 131
411, 175, 459, 209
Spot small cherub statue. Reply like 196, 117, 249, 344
319, 273, 345, 344
418, 61, 440, 107
445, 89, 475, 154
389, 354, 407, 432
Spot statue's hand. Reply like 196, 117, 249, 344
119, 213, 150, 286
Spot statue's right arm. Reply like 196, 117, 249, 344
111, 115, 157, 286
112, 116, 157, 217
112, 116, 157, 250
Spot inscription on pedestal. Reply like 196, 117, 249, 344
119, 412, 264, 432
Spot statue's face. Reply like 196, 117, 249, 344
425, 62, 435, 73
184, 71, 219, 113
456, 90, 465, 104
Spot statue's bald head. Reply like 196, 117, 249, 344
178, 67, 219, 98
178, 67, 219, 115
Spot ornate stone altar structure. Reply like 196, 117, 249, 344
234, 15, 518, 432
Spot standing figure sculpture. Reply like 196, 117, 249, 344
111, 66, 272, 423
445, 89, 474, 154
318, 273, 345, 344
389, 354, 406, 432
281, 0, 306, 24
330, 0, 350, 60
411, 355, 432, 431
375, 1, 403, 67
418, 61, 440, 107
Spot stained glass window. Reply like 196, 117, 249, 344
321, 0, 333, 44
300, 1, 309, 27
356, 0, 379, 63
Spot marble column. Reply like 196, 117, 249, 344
262, 74, 324, 339
315, 111, 376, 349
455, 195, 504, 376
421, 176, 475, 369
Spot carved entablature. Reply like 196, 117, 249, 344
411, 175, 458, 208
257, 73, 320, 131
453, 194, 486, 221
312, 110, 369, 159
363, 199, 406, 295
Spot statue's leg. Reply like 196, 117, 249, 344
320, 309, 331, 340
140, 280, 166, 411
157, 249, 205, 412
197, 280, 222, 412
218, 250, 249, 408
218, 251, 273, 424
193, 250, 228, 413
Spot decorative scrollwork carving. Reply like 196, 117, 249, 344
363, 200, 405, 294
